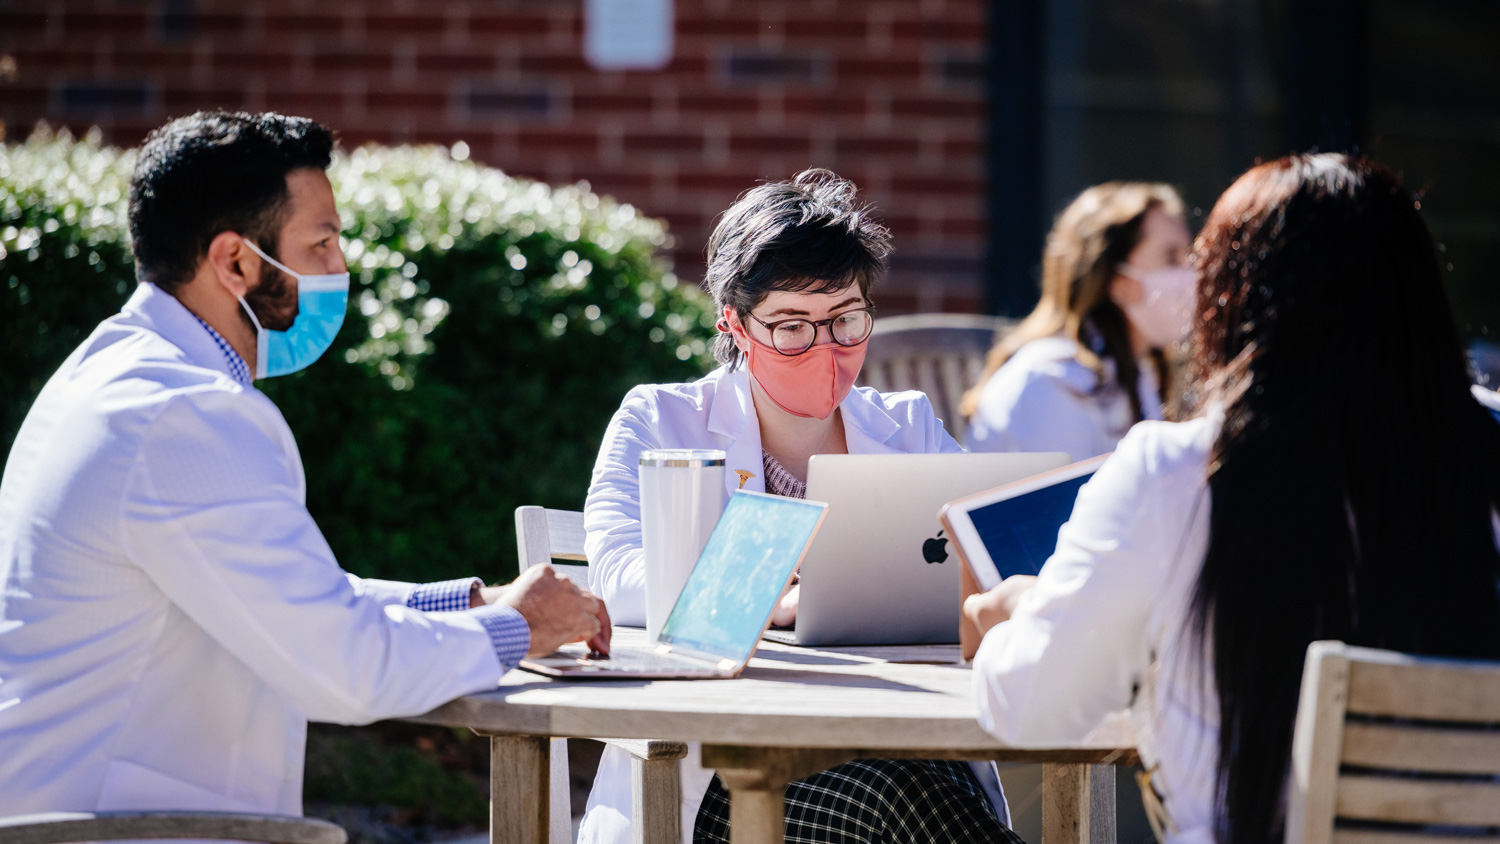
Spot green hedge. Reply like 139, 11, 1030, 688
2, 127, 715, 584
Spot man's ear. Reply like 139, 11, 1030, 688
204, 231, 256, 298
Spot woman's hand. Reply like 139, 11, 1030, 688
962, 575, 1038, 636
770, 583, 799, 627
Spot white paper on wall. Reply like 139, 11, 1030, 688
584, 0, 675, 71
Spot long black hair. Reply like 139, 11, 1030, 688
1184, 153, 1500, 844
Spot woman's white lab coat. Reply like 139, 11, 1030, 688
966, 336, 1163, 461
579, 363, 964, 844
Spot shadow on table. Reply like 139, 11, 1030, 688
738, 665, 942, 693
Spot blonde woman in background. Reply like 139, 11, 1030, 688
964, 183, 1193, 460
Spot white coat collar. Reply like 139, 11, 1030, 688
706, 365, 767, 493
121, 281, 249, 386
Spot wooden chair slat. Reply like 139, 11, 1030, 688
1342, 721, 1500, 774
937, 355, 968, 429
888, 358, 916, 399
516, 505, 554, 572
1346, 655, 1500, 722
913, 357, 944, 420
545, 509, 588, 559
1334, 829, 1500, 844
0, 812, 345, 844
964, 353, 986, 389
1336, 775, 1500, 826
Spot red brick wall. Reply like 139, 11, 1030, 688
0, 0, 988, 313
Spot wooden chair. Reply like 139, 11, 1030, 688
0, 812, 345, 844
514, 506, 689, 844
1287, 640, 1500, 844
858, 313, 1014, 435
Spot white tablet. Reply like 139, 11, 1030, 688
939, 454, 1111, 591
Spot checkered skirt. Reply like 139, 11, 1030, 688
693, 758, 1022, 844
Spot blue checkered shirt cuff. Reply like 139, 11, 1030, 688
471, 603, 532, 671
405, 578, 481, 613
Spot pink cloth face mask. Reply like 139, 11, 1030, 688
1116, 263, 1198, 349
728, 315, 868, 420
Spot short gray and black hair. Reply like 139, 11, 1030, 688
704, 169, 891, 366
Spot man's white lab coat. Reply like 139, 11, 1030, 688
0, 283, 504, 813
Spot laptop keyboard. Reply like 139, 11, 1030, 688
539, 644, 717, 674
591, 647, 710, 671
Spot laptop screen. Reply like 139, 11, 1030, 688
964, 470, 1096, 579
658, 491, 826, 661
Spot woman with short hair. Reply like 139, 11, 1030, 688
581, 169, 1016, 844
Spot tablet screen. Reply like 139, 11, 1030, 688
659, 491, 825, 661
963, 470, 1095, 581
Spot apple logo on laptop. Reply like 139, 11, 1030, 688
922, 530, 949, 564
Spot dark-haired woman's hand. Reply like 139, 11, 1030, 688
963, 575, 1038, 636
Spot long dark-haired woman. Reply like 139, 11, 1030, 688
966, 153, 1500, 844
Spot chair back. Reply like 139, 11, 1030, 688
515, 506, 591, 590
858, 313, 1013, 435
1286, 640, 1500, 844
0, 812, 345, 844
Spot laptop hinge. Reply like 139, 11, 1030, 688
655, 644, 672, 654
717, 658, 736, 671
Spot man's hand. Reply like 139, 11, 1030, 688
962, 575, 1038, 637
491, 566, 612, 657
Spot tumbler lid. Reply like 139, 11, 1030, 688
639, 448, 727, 467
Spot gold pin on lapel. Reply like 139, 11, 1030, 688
735, 470, 755, 490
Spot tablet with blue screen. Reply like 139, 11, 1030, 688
939, 455, 1111, 592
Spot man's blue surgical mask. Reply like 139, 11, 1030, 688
239, 239, 350, 379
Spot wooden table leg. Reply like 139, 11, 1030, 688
726, 785, 785, 844
491, 735, 550, 844
630, 745, 686, 844
1041, 763, 1117, 844
549, 738, 571, 844
701, 746, 856, 844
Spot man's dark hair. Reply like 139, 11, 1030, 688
128, 111, 335, 291
704, 169, 891, 366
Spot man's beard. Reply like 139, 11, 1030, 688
243, 260, 299, 332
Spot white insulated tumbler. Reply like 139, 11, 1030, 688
639, 448, 726, 640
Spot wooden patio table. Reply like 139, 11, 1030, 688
409, 628, 1136, 844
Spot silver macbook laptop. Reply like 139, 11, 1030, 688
763, 452, 1070, 647
521, 490, 827, 679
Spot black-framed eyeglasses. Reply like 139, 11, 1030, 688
745, 306, 877, 356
